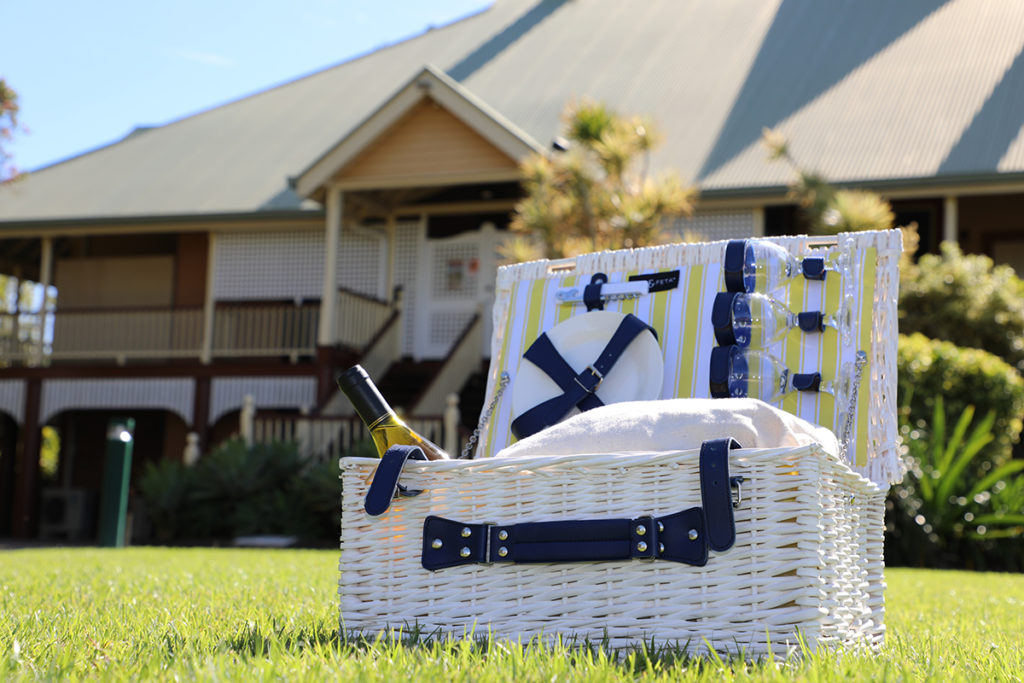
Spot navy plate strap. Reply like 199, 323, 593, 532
510, 313, 658, 440
363, 445, 426, 517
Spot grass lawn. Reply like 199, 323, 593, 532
2, 548, 1023, 681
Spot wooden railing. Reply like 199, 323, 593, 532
335, 289, 394, 351
253, 411, 461, 462
48, 307, 205, 361
211, 302, 319, 358
411, 311, 482, 415
0, 290, 398, 366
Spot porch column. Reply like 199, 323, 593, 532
35, 237, 53, 364
200, 234, 217, 364
385, 212, 397, 300
751, 207, 766, 237
319, 186, 343, 346
11, 378, 41, 538
943, 196, 958, 245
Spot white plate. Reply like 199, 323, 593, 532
511, 311, 664, 428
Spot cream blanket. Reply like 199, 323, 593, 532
495, 398, 838, 458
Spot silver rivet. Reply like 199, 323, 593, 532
460, 547, 471, 558
658, 543, 665, 553
431, 538, 443, 549
657, 521, 664, 533
688, 529, 699, 541
461, 527, 472, 538
637, 541, 648, 552
635, 524, 646, 536
498, 530, 509, 541
498, 547, 508, 557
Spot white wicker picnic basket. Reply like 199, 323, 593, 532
339, 229, 902, 656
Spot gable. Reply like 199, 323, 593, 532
334, 98, 520, 189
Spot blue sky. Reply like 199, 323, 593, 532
1, 1, 492, 173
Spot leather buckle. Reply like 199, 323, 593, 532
731, 476, 744, 508
574, 365, 603, 393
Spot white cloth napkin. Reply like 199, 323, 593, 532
494, 398, 839, 458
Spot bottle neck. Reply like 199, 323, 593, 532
337, 366, 396, 428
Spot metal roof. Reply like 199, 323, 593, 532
2, 0, 1023, 223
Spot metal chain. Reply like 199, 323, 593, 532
460, 371, 511, 459
840, 350, 869, 461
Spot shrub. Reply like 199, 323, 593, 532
886, 398, 1024, 570
138, 439, 343, 545
900, 242, 1024, 373
897, 333, 1024, 466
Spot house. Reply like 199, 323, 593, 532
3, 0, 1024, 539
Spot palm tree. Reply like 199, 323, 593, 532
504, 100, 696, 261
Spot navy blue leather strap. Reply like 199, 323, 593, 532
364, 445, 426, 517
797, 311, 824, 332
510, 313, 658, 440
792, 372, 822, 392
801, 257, 826, 280
724, 239, 747, 292
422, 438, 743, 571
708, 345, 731, 398
712, 291, 738, 346
583, 273, 608, 311
422, 506, 707, 571
700, 438, 740, 551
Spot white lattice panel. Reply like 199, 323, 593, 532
40, 378, 195, 424
0, 379, 25, 424
214, 230, 323, 301
667, 209, 755, 242
392, 221, 422, 357
209, 376, 317, 423
430, 242, 480, 300
336, 229, 386, 299
430, 311, 475, 346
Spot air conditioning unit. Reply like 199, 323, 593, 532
39, 488, 93, 540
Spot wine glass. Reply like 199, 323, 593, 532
712, 291, 856, 349
724, 238, 855, 295
709, 345, 855, 407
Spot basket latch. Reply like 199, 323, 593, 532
363, 445, 426, 517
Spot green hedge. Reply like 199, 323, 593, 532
138, 439, 343, 544
897, 333, 1024, 465
899, 243, 1024, 373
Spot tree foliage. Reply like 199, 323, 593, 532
761, 127, 895, 234
899, 243, 1024, 373
505, 100, 696, 261
0, 78, 21, 182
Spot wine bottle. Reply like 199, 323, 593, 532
336, 365, 450, 460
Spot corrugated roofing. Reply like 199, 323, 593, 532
2, 0, 1023, 223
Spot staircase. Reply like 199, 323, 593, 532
377, 359, 443, 413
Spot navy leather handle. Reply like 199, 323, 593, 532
421, 438, 743, 571
422, 507, 707, 571
364, 445, 426, 516
700, 437, 740, 551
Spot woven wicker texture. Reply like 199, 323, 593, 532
478, 230, 903, 486
339, 446, 885, 655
